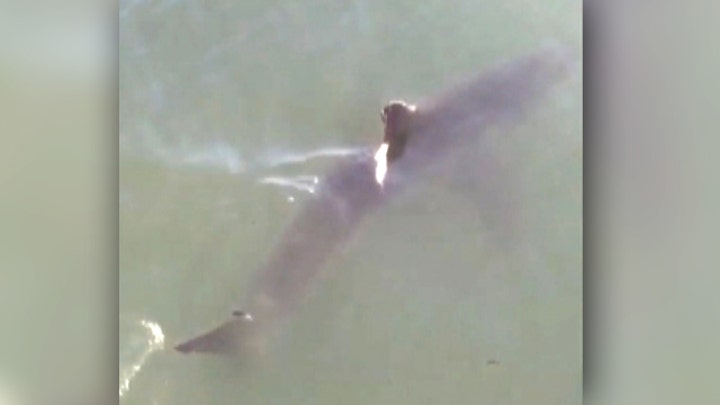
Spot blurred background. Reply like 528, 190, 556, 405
119, 1, 581, 405
0, 2, 113, 404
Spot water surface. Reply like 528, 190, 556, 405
120, 1, 582, 403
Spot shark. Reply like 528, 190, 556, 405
174, 44, 577, 357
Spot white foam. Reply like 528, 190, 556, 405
119, 319, 165, 398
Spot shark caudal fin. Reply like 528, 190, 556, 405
175, 311, 263, 355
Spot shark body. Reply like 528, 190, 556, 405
175, 44, 576, 357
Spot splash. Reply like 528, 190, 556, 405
119, 319, 165, 398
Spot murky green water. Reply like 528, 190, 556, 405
120, 1, 581, 403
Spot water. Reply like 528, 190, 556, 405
120, 1, 582, 403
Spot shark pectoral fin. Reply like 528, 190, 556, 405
175, 311, 256, 355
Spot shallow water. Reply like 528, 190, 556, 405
120, 0, 582, 403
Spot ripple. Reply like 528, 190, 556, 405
262, 146, 365, 169
259, 175, 319, 195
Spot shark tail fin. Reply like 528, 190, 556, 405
174, 310, 260, 355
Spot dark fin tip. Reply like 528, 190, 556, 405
174, 340, 194, 354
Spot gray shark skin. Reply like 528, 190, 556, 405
174, 44, 576, 357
